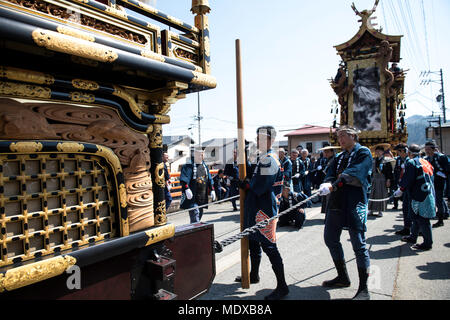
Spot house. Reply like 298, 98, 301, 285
201, 138, 238, 169
284, 125, 336, 157
163, 135, 195, 172
200, 138, 258, 169
426, 122, 450, 154
273, 140, 289, 152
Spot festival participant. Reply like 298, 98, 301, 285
278, 181, 307, 230
290, 149, 304, 193
300, 149, 313, 197
235, 125, 288, 300
180, 149, 216, 223
318, 146, 340, 214
395, 144, 435, 250
393, 143, 411, 236
424, 141, 450, 228
368, 145, 393, 217
279, 148, 292, 186
313, 151, 328, 190
224, 149, 239, 211
213, 169, 228, 200
319, 126, 373, 300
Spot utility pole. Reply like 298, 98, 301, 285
440, 69, 446, 123
420, 68, 446, 123
197, 92, 202, 146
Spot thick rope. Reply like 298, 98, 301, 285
167, 188, 393, 252
214, 191, 320, 253
213, 192, 395, 253
167, 194, 240, 217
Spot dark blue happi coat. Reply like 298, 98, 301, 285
399, 156, 434, 202
324, 143, 373, 231
244, 150, 283, 243
179, 161, 213, 209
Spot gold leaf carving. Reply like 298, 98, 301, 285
154, 162, 166, 188
119, 183, 127, 208
0, 66, 54, 85
149, 124, 162, 148
191, 71, 217, 88
96, 145, 122, 173
56, 26, 95, 42
154, 114, 170, 124
112, 85, 143, 120
0, 255, 76, 292
154, 200, 167, 226
144, 224, 174, 246
105, 5, 128, 19
72, 79, 100, 91
141, 50, 165, 63
69, 91, 95, 103
56, 142, 85, 153
10, 142, 43, 153
0, 81, 51, 99
32, 28, 118, 63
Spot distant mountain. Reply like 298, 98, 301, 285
406, 115, 429, 145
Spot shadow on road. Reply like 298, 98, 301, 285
203, 282, 331, 300
303, 218, 325, 227
417, 261, 450, 280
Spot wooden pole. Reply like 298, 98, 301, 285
235, 39, 250, 289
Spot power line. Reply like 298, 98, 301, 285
380, 0, 388, 33
397, 0, 426, 70
420, 0, 431, 70
403, 0, 427, 68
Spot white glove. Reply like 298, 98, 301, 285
305, 171, 309, 175
317, 165, 322, 170
319, 183, 332, 196
185, 188, 193, 200
437, 171, 447, 179
393, 188, 403, 198
211, 190, 216, 202
293, 173, 300, 179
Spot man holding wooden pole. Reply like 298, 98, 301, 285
237, 126, 289, 300
234, 39, 289, 300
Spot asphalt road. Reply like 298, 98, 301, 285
167, 198, 450, 300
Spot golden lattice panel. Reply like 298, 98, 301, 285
0, 153, 117, 267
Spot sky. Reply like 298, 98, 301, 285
147, 0, 450, 145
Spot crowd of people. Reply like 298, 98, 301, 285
167, 124, 449, 300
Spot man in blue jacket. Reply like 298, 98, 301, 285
236, 125, 288, 300
279, 148, 292, 187
224, 149, 240, 211
180, 149, 216, 223
424, 141, 449, 228
319, 126, 373, 300
395, 144, 435, 250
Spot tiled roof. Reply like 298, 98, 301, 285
284, 125, 335, 136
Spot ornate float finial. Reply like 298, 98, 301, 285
351, 0, 379, 18
191, 0, 210, 15
351, 0, 379, 29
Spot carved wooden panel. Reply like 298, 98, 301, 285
0, 98, 154, 233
